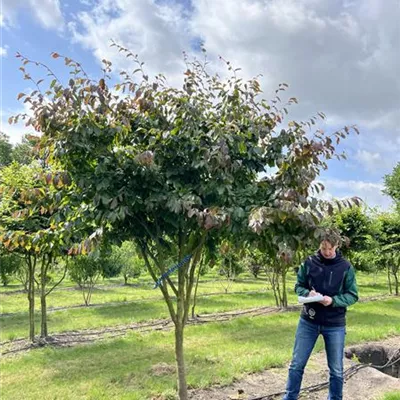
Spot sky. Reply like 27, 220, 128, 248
0, 0, 399, 210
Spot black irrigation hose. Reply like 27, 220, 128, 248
248, 350, 400, 400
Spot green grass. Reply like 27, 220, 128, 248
0, 274, 271, 314
0, 268, 391, 313
0, 270, 393, 341
0, 269, 390, 314
0, 298, 399, 400
0, 291, 278, 341
378, 392, 400, 400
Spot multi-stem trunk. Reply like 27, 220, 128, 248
137, 231, 204, 400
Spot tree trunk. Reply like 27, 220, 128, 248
175, 322, 188, 400
191, 255, 203, 319
373, 268, 378, 286
281, 269, 288, 308
268, 269, 279, 307
273, 268, 282, 307
124, 274, 128, 285
387, 265, 393, 294
392, 266, 399, 296
40, 268, 48, 338
27, 256, 35, 342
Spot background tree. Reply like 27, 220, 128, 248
68, 246, 117, 306
13, 47, 359, 399
217, 237, 245, 293
111, 241, 143, 285
376, 212, 400, 295
329, 206, 375, 271
0, 249, 24, 286
384, 163, 400, 212
0, 132, 13, 168
12, 134, 40, 165
0, 161, 76, 340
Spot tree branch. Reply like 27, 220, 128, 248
138, 240, 177, 322
45, 260, 67, 297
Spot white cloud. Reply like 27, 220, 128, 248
187, 0, 400, 182
68, 0, 192, 86
2, 0, 64, 30
190, 0, 400, 134
320, 178, 393, 210
355, 150, 381, 172
0, 46, 7, 57
68, 1, 399, 141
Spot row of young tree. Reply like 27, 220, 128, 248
1, 46, 399, 399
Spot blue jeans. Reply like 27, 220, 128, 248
283, 317, 346, 400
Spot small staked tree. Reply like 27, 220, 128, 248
111, 241, 143, 285
217, 237, 245, 293
69, 244, 121, 305
0, 161, 75, 340
68, 254, 104, 306
12, 46, 359, 398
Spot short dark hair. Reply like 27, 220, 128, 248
319, 228, 341, 246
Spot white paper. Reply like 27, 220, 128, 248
298, 294, 324, 304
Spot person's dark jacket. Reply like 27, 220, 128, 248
295, 250, 359, 326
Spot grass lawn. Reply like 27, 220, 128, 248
0, 271, 393, 341
0, 269, 390, 314
380, 392, 400, 400
0, 298, 399, 400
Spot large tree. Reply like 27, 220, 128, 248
12, 47, 358, 398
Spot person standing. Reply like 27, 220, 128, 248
283, 229, 359, 400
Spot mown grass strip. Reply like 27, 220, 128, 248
0, 298, 399, 400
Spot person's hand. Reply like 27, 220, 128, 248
308, 290, 320, 297
319, 295, 333, 306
